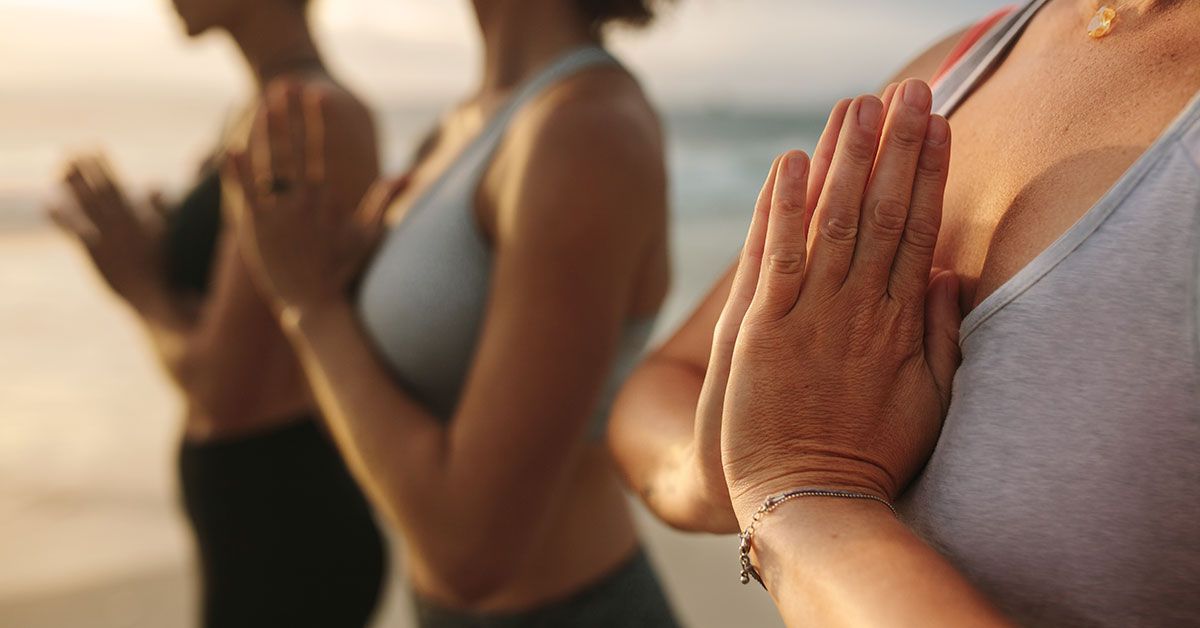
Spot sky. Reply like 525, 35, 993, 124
0, 0, 1013, 204
0, 0, 1012, 109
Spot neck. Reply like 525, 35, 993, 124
472, 0, 598, 95
226, 2, 323, 88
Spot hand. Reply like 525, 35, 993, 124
224, 81, 407, 314
719, 80, 963, 524
682, 96, 863, 533
49, 154, 171, 309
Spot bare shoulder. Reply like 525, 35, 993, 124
887, 26, 971, 85
490, 65, 667, 248
511, 67, 665, 186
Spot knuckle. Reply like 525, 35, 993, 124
773, 192, 805, 216
887, 124, 926, 153
819, 215, 859, 245
917, 149, 947, 181
890, 307, 925, 345
767, 249, 806, 275
844, 134, 878, 165
901, 214, 940, 251
868, 199, 909, 234
737, 316, 788, 349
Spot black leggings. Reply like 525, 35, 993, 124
411, 550, 680, 628
179, 417, 387, 628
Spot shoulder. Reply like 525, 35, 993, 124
489, 67, 667, 250
888, 26, 972, 84
502, 68, 666, 211
302, 76, 377, 144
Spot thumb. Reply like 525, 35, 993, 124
358, 173, 411, 227
924, 270, 963, 406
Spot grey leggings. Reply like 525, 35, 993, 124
411, 550, 681, 628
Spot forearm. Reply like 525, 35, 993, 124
283, 300, 446, 519
609, 360, 734, 532
284, 299, 549, 589
750, 499, 1011, 628
128, 288, 203, 385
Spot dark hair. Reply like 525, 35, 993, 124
575, 0, 668, 30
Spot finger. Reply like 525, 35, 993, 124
697, 155, 786, 433
258, 83, 297, 189
64, 163, 107, 228
47, 203, 99, 245
358, 174, 410, 229
223, 149, 262, 218
890, 114, 951, 302
805, 95, 885, 292
805, 98, 851, 244
93, 154, 129, 208
874, 82, 900, 170
924, 270, 962, 407
849, 79, 933, 292
879, 82, 900, 112
717, 154, 785, 340
285, 82, 309, 185
751, 150, 810, 320
302, 86, 328, 185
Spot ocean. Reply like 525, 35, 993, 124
0, 104, 821, 627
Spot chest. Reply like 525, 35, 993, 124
936, 29, 1200, 309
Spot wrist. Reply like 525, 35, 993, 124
130, 283, 182, 325
745, 495, 899, 589
729, 466, 893, 529
280, 297, 353, 341
680, 448, 739, 533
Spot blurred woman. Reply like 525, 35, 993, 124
223, 0, 678, 625
48, 0, 386, 625
609, 0, 1200, 626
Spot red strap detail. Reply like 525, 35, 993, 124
931, 6, 1019, 87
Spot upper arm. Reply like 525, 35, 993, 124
448, 93, 664, 497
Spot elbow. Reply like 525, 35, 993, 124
427, 552, 517, 606
174, 349, 252, 421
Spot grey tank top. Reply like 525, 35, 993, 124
898, 2, 1200, 626
356, 47, 654, 436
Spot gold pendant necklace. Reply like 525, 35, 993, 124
1088, 4, 1118, 39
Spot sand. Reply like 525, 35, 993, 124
0, 217, 785, 627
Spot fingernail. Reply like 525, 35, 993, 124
903, 80, 932, 111
785, 152, 808, 178
926, 115, 949, 146
858, 98, 883, 132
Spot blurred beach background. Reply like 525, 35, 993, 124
0, 0, 1007, 626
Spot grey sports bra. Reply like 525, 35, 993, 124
356, 46, 655, 436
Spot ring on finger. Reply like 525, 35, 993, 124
257, 176, 295, 197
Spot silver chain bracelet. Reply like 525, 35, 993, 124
738, 488, 898, 587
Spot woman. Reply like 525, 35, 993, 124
224, 0, 679, 626
610, 0, 1200, 625
48, 0, 386, 625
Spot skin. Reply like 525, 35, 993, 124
609, 0, 1200, 624
225, 0, 670, 611
48, 0, 378, 440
